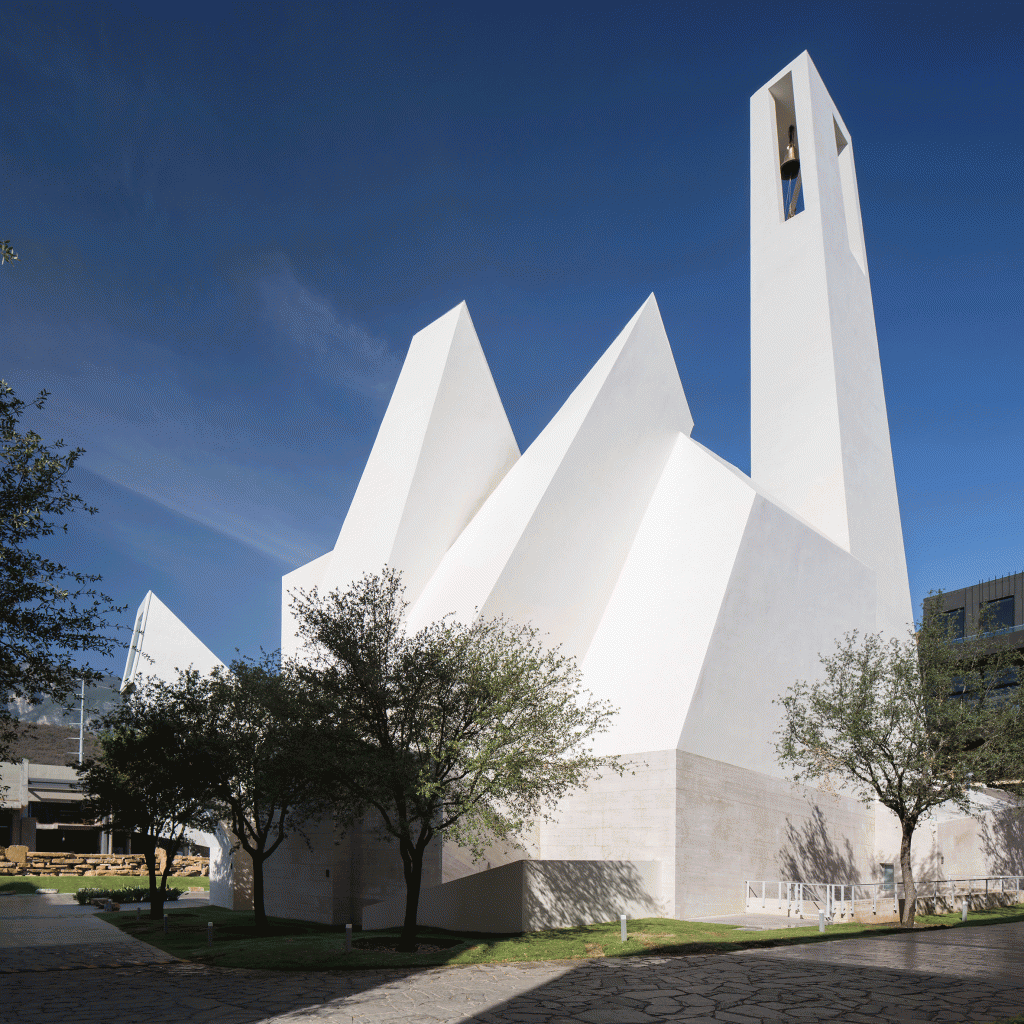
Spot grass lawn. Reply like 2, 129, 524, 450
0, 875, 210, 895
93, 902, 1024, 972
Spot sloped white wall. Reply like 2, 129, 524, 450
121, 591, 224, 692
408, 294, 692, 659
281, 303, 519, 655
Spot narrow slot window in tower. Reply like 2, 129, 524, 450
834, 117, 868, 274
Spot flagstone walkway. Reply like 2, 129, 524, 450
2, 894, 1022, 1024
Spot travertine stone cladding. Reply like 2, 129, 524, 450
0, 852, 209, 876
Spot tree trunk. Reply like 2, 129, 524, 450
158, 839, 180, 915
138, 835, 162, 920
899, 821, 917, 928
252, 851, 268, 932
397, 839, 424, 953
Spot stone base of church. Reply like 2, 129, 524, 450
210, 749, 1023, 929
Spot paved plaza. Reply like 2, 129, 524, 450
2, 894, 1023, 1024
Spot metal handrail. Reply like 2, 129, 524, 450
951, 623, 1024, 643
744, 876, 1022, 918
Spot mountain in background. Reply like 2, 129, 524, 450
7, 674, 122, 728
5, 721, 103, 765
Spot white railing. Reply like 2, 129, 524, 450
744, 876, 1023, 919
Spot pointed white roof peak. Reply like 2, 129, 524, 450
121, 591, 224, 693
319, 299, 520, 607
408, 298, 693, 656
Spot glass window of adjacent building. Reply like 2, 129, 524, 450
945, 607, 965, 639
983, 596, 1014, 632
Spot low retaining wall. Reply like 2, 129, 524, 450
363, 859, 661, 934
0, 848, 209, 877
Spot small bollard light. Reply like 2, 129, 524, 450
345, 922, 352, 953
207, 921, 213, 946
620, 914, 627, 942
962, 895, 969, 923
818, 909, 826, 933
163, 913, 169, 934
136, 906, 141, 922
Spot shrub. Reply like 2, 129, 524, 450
75, 886, 185, 905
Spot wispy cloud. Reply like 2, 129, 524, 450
7, 313, 353, 570
87, 442, 324, 569
259, 265, 400, 398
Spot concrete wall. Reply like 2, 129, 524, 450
208, 825, 234, 909
528, 748, 876, 922
236, 811, 441, 926
674, 750, 875, 919
534, 750, 676, 915
440, 826, 538, 885
362, 859, 661, 934
875, 795, 1024, 882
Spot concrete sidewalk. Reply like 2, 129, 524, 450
0, 892, 207, 972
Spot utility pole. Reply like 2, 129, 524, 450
78, 675, 85, 764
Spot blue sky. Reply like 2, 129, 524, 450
2, 1, 1021, 675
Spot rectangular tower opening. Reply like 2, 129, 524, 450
834, 117, 867, 274
768, 72, 804, 220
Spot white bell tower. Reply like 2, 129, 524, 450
750, 52, 911, 634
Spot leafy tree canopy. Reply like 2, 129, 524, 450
77, 685, 215, 918
1, 380, 125, 763
175, 654, 332, 930
289, 568, 629, 951
775, 601, 1024, 927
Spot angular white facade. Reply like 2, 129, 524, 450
131, 54, 962, 924
269, 54, 921, 922
750, 54, 911, 633
121, 591, 224, 693
282, 56, 911, 786
281, 302, 520, 659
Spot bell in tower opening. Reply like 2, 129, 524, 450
781, 124, 801, 219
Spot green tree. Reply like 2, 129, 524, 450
76, 685, 215, 918
289, 568, 628, 952
775, 602, 1023, 928
1, 380, 125, 764
0, 240, 17, 265
180, 654, 331, 932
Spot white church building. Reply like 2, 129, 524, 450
122, 54, 1021, 929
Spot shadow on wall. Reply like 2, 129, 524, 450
981, 802, 1024, 876
362, 859, 660, 933
777, 806, 859, 882
523, 860, 663, 930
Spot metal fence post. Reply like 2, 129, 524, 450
762, 880, 766, 908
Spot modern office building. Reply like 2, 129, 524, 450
925, 570, 1023, 697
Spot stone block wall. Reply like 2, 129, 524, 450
0, 849, 209, 877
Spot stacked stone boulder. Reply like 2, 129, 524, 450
0, 848, 208, 877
